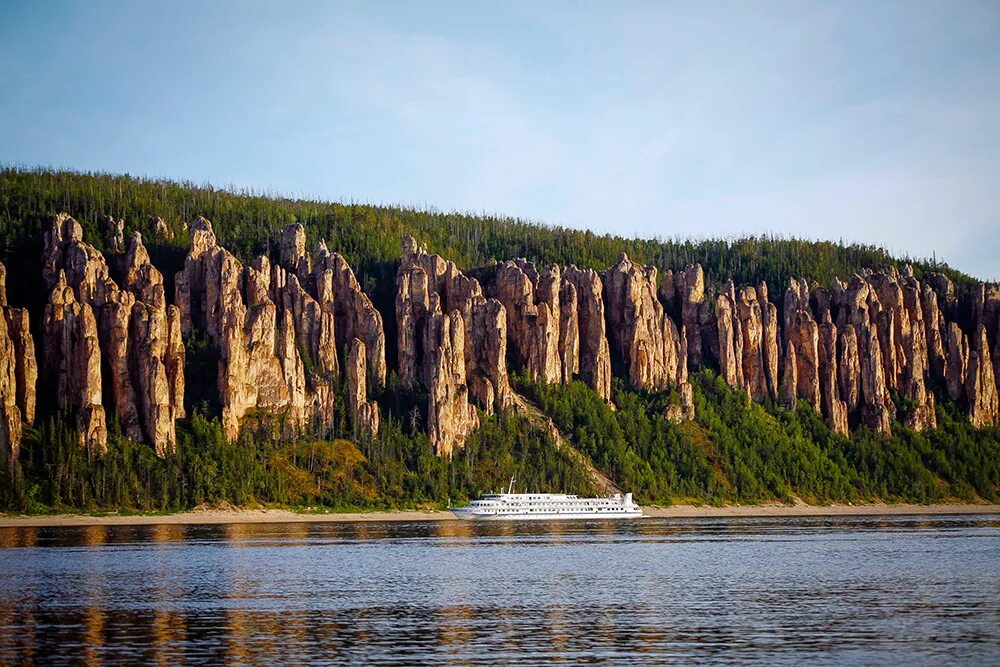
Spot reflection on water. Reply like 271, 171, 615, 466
0, 515, 998, 664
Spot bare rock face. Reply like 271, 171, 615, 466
898, 273, 936, 430
44, 215, 186, 455
736, 287, 768, 402
921, 283, 947, 379
838, 275, 893, 434
316, 247, 385, 390
966, 324, 999, 428
4, 308, 36, 432
562, 267, 612, 402
674, 264, 706, 369
279, 223, 311, 282
868, 271, 906, 391
971, 282, 1000, 391
973, 283, 1000, 342
346, 338, 380, 437
494, 259, 562, 385
946, 322, 968, 402
43, 271, 107, 454
780, 339, 797, 408
129, 303, 177, 455
715, 290, 740, 390
101, 215, 125, 254
397, 237, 512, 418
467, 296, 512, 414
121, 232, 185, 454
175, 216, 222, 337
424, 294, 479, 457
558, 280, 580, 384
271, 263, 338, 380
781, 279, 821, 413
837, 325, 861, 414
0, 264, 37, 461
0, 315, 23, 460
818, 317, 849, 435
758, 282, 780, 401
396, 261, 429, 388
176, 218, 310, 441
269, 247, 339, 434
603, 254, 686, 394
150, 216, 174, 240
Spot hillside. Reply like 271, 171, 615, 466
0, 167, 998, 512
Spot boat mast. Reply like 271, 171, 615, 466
508, 476, 515, 494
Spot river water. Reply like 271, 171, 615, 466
0, 514, 998, 664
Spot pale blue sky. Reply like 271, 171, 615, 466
1, 0, 998, 279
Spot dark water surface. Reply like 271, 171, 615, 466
1, 515, 998, 664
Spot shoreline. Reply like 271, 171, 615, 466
0, 502, 997, 528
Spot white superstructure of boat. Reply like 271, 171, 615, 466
449, 478, 642, 520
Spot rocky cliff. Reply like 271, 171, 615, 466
176, 220, 384, 442
396, 236, 504, 455
0, 262, 37, 461
41, 215, 183, 455
9, 213, 1000, 463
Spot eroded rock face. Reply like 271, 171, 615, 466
467, 296, 512, 414
279, 223, 311, 282
562, 267, 612, 402
603, 254, 686, 394
43, 216, 184, 455
176, 218, 309, 441
818, 317, 849, 435
835, 275, 893, 434
966, 324, 999, 428
347, 338, 380, 438
759, 282, 780, 401
715, 290, 740, 391
316, 247, 385, 390
899, 272, 935, 431
558, 280, 580, 385
101, 215, 125, 254
424, 294, 478, 457
494, 260, 562, 385
838, 325, 860, 415
0, 264, 37, 461
946, 322, 969, 402
271, 263, 338, 380
737, 287, 769, 402
396, 237, 512, 421
674, 264, 705, 369
43, 271, 107, 454
18, 211, 1000, 465
151, 216, 173, 240
782, 279, 821, 413
921, 283, 947, 379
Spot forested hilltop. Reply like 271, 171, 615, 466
0, 167, 997, 513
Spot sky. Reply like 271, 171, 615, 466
1, 1, 998, 279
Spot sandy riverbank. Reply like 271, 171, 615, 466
1, 503, 997, 528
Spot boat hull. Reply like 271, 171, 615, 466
449, 508, 643, 521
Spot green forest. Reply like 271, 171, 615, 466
1, 167, 998, 513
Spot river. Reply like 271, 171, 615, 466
1, 514, 998, 664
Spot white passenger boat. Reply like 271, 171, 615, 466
449, 478, 642, 520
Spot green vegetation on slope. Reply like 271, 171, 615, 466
519, 373, 1000, 505
0, 395, 594, 514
